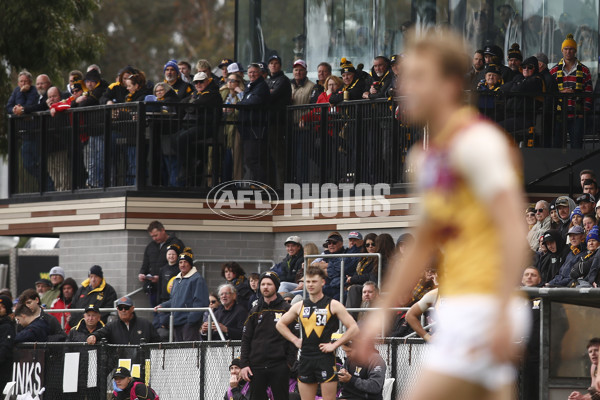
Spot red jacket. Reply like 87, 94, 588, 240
49, 297, 72, 333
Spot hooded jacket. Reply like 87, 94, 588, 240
556, 197, 577, 240
340, 351, 386, 400
240, 294, 297, 369
527, 215, 552, 251
537, 230, 568, 284
70, 278, 118, 325
91, 313, 160, 344
15, 316, 49, 343
160, 266, 209, 326
272, 248, 304, 283
67, 318, 105, 342
548, 243, 585, 286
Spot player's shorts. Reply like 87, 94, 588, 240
297, 354, 338, 384
423, 294, 531, 391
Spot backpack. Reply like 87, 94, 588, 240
113, 381, 159, 400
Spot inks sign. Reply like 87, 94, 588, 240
12, 349, 45, 397
207, 180, 279, 220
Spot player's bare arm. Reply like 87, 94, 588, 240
318, 299, 359, 353
406, 301, 430, 342
276, 301, 302, 349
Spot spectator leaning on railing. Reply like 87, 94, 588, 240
6, 70, 37, 115
156, 247, 209, 341
18, 289, 66, 342
14, 303, 48, 343
329, 58, 366, 105
67, 304, 104, 342
87, 297, 160, 345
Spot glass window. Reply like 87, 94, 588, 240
261, 0, 305, 71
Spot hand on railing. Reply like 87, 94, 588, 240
87, 335, 97, 345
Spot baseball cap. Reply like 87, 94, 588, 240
268, 54, 282, 64
35, 278, 51, 287
293, 59, 307, 69
284, 236, 301, 245
193, 72, 208, 83
113, 367, 131, 378
116, 296, 133, 307
229, 358, 242, 369
568, 225, 585, 235
49, 266, 65, 278
323, 231, 343, 248
348, 231, 363, 240
577, 193, 595, 204
84, 304, 100, 313
555, 196, 570, 207
218, 58, 234, 69
227, 62, 243, 74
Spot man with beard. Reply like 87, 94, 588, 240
23, 74, 52, 113
555, 195, 577, 240
537, 230, 568, 284
362, 56, 393, 99
240, 271, 298, 399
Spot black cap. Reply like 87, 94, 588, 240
35, 278, 51, 287
484, 64, 501, 75
84, 304, 100, 313
229, 358, 242, 369
483, 44, 503, 61
268, 54, 282, 64
522, 56, 539, 73
218, 58, 234, 69
0, 295, 12, 312
113, 367, 131, 378
577, 193, 596, 204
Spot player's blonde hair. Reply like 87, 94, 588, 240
403, 28, 470, 81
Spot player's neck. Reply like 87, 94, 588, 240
309, 291, 324, 303
429, 102, 462, 137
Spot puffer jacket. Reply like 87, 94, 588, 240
70, 278, 117, 325
160, 267, 209, 326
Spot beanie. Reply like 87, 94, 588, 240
84, 69, 101, 83
562, 33, 577, 50
507, 43, 522, 61
522, 56, 539, 73
179, 247, 194, 264
587, 228, 600, 242
166, 243, 182, 256
164, 59, 180, 75
89, 265, 103, 279
259, 271, 281, 291
340, 57, 356, 74
570, 206, 583, 220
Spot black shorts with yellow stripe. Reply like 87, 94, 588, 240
297, 354, 338, 384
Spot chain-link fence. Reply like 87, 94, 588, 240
12, 339, 424, 400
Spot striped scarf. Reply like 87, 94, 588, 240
555, 58, 584, 91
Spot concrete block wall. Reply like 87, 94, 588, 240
58, 227, 411, 307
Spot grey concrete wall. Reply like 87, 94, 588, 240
58, 228, 410, 306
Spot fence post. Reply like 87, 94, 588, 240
136, 102, 146, 189
169, 312, 174, 343
39, 114, 48, 193
319, 105, 329, 184
98, 338, 109, 399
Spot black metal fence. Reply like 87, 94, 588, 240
7, 93, 600, 196
11, 339, 426, 400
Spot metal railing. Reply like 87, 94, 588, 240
194, 258, 275, 275
304, 252, 382, 302
48, 307, 226, 341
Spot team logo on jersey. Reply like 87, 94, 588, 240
354, 367, 362, 376
302, 307, 311, 318
274, 312, 283, 322
532, 299, 541, 310
321, 370, 327, 379
97, 294, 103, 301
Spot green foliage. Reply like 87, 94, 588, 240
0, 0, 104, 154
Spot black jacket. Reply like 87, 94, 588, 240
272, 249, 304, 283
67, 318, 105, 342
70, 279, 118, 325
240, 294, 297, 369
501, 74, 544, 116
91, 313, 160, 344
0, 316, 15, 388
100, 82, 129, 104
73, 80, 109, 108
227, 275, 253, 310
15, 316, 49, 343
126, 86, 153, 102
329, 76, 366, 105
309, 81, 325, 103
158, 262, 180, 303
364, 68, 394, 99
348, 257, 377, 286
266, 71, 292, 107
40, 309, 67, 342
113, 378, 156, 400
139, 234, 185, 277
168, 78, 193, 100
540, 69, 557, 93
211, 302, 247, 340
237, 77, 271, 140
24, 92, 48, 114
537, 230, 568, 284
182, 79, 223, 124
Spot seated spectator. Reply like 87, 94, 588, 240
527, 200, 551, 251
537, 230, 568, 284
567, 338, 600, 400
202, 291, 221, 325
73, 68, 108, 108
338, 340, 386, 400
67, 304, 104, 342
6, 71, 38, 115
362, 55, 393, 99
247, 272, 260, 309
35, 279, 51, 298
217, 58, 234, 87
290, 60, 315, 106
309, 62, 332, 103
178, 60, 194, 84
500, 56, 544, 134
549, 200, 560, 230
547, 226, 586, 287
14, 303, 49, 343
237, 63, 270, 183
0, 295, 15, 392
555, 196, 577, 240
203, 284, 247, 340
525, 206, 537, 231
345, 233, 377, 309
124, 72, 152, 102
584, 179, 599, 198
585, 214, 596, 234
356, 281, 379, 322
224, 358, 256, 400
40, 266, 65, 308
406, 287, 438, 341
152, 82, 179, 103
163, 59, 193, 100
521, 267, 542, 287
49, 277, 78, 333
174, 71, 223, 187
17, 289, 65, 341
156, 248, 209, 341
111, 367, 158, 400
395, 232, 415, 254
312, 231, 352, 300
221, 262, 253, 308
100, 65, 139, 104
477, 64, 503, 117
70, 265, 118, 325
570, 227, 600, 287
87, 297, 160, 345
578, 193, 596, 216
329, 58, 366, 105
571, 207, 584, 228
272, 236, 304, 293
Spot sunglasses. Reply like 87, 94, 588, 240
209, 300, 217, 304
326, 240, 339, 245
523, 65, 535, 70
194, 80, 206, 84
527, 213, 535, 217
227, 79, 240, 83
117, 305, 131, 311
535, 208, 546, 213
365, 243, 376, 247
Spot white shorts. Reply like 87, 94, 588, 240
423, 295, 531, 391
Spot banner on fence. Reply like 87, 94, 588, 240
12, 349, 45, 397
